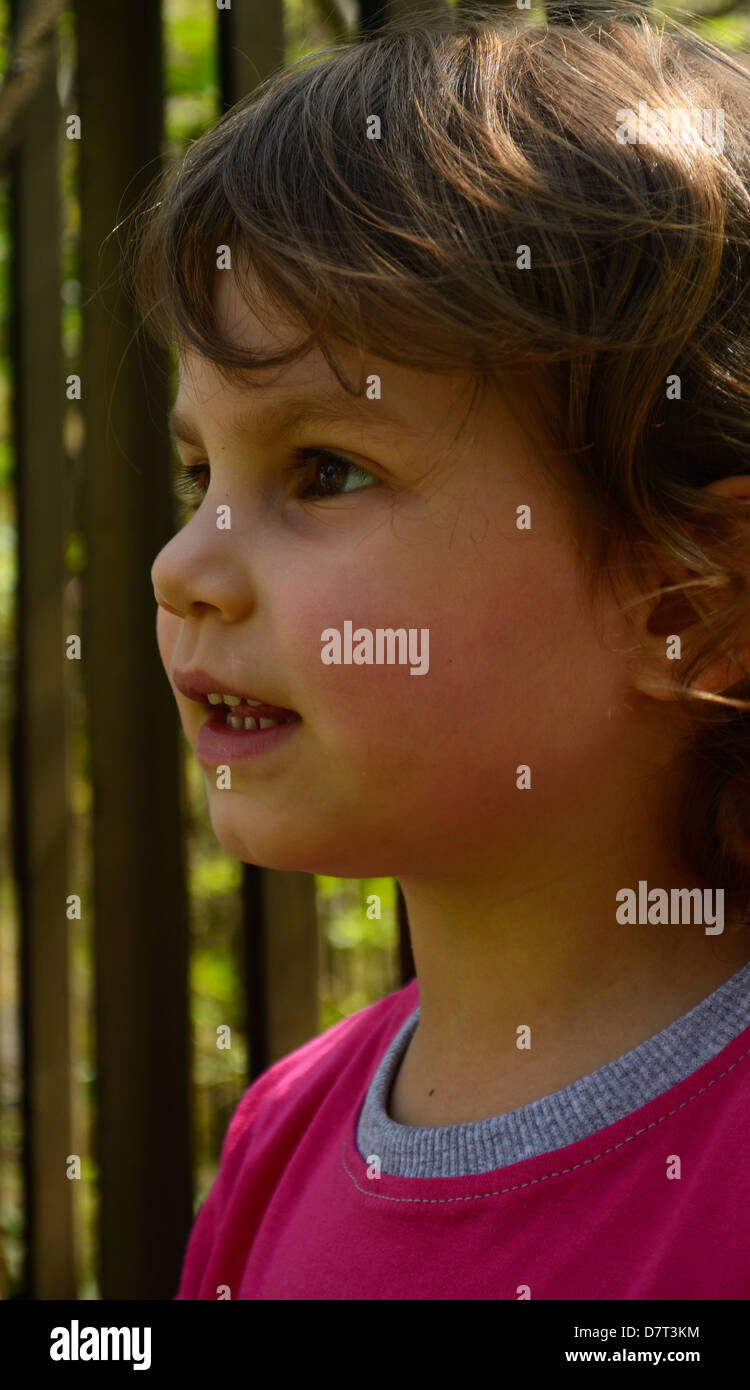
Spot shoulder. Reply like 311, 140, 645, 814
220, 977, 419, 1169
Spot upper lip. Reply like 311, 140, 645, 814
172, 667, 292, 710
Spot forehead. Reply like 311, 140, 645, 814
177, 267, 367, 414
174, 267, 553, 470
213, 264, 302, 354
174, 271, 490, 452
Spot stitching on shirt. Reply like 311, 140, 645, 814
342, 1043, 750, 1203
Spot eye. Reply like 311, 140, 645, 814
171, 449, 380, 507
290, 447, 379, 500
172, 460, 210, 506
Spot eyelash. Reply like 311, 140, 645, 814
171, 448, 378, 506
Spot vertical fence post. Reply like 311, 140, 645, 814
218, 0, 284, 110
74, 0, 191, 1298
397, 885, 416, 985
9, 0, 75, 1299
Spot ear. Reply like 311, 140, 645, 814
632, 475, 750, 704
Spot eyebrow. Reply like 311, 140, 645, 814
168, 388, 408, 448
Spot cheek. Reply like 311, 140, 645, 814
285, 532, 620, 782
278, 558, 479, 761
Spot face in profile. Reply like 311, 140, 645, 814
152, 270, 634, 877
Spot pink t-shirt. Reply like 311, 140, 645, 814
175, 976, 750, 1299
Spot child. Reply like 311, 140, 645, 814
135, 1, 750, 1298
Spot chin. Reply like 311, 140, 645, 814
207, 814, 392, 877
206, 812, 321, 872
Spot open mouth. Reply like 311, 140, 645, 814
201, 693, 300, 731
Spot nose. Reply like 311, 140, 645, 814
150, 506, 258, 624
151, 540, 186, 615
152, 578, 183, 617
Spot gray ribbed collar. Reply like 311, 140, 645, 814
356, 959, 750, 1177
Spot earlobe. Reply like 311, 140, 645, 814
687, 651, 750, 702
630, 645, 750, 707
635, 590, 750, 705
626, 478, 750, 704
691, 476, 750, 699
701, 475, 750, 505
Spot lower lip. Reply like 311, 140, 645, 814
195, 711, 301, 764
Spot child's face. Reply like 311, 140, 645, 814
152, 271, 641, 877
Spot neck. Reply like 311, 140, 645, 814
393, 815, 750, 1123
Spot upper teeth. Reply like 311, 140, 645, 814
207, 693, 263, 707
205, 691, 296, 731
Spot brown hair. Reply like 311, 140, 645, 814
129, 1, 750, 925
